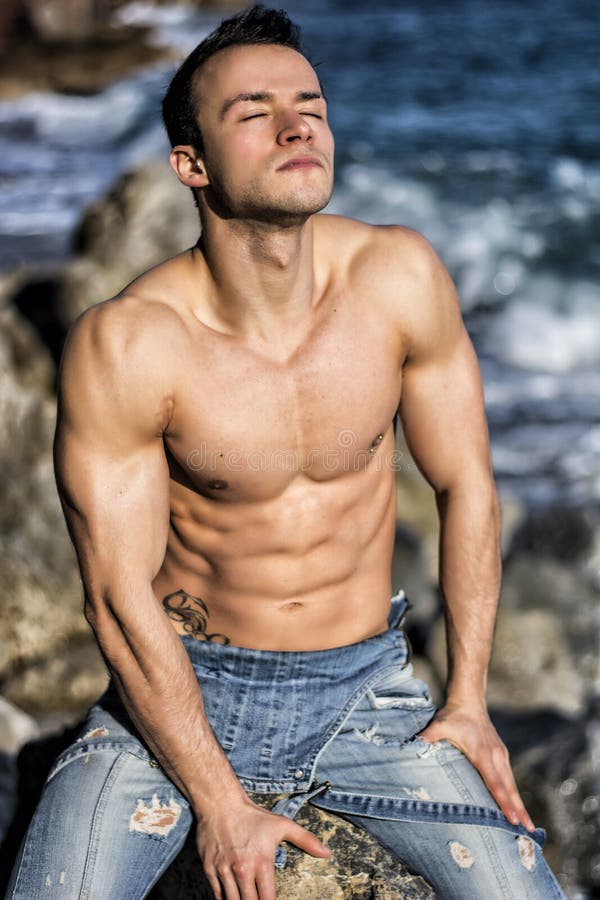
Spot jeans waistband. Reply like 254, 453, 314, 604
178, 588, 410, 679
98, 590, 411, 793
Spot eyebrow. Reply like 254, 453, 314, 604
220, 90, 324, 119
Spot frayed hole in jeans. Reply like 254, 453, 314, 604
129, 794, 183, 837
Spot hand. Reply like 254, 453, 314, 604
418, 702, 536, 833
196, 796, 332, 900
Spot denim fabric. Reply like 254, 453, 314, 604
7, 590, 566, 899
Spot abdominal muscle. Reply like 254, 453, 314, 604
152, 465, 398, 651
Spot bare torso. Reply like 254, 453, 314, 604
116, 216, 415, 649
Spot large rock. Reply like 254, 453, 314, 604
0, 282, 107, 722
0, 24, 176, 99
427, 605, 585, 716
507, 502, 597, 564
501, 552, 600, 691
149, 796, 434, 899
23, 0, 126, 43
0, 727, 433, 900
58, 162, 199, 325
492, 702, 600, 897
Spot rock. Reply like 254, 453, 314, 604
0, 25, 176, 99
0, 727, 434, 900
1, 631, 109, 721
501, 552, 600, 691
427, 607, 585, 715
497, 491, 526, 556
23, 0, 125, 43
0, 277, 56, 394
410, 655, 443, 709
487, 609, 584, 715
58, 162, 199, 325
0, 0, 25, 54
0, 0, 245, 99
0, 697, 39, 755
393, 437, 439, 582
492, 702, 600, 898
507, 502, 596, 563
0, 288, 107, 719
0, 751, 18, 847
392, 522, 438, 631
8, 272, 67, 370
148, 793, 434, 899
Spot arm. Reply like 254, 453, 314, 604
54, 299, 329, 900
396, 232, 535, 832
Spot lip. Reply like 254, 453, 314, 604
277, 156, 324, 171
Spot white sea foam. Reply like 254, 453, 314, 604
113, 1, 215, 52
491, 283, 600, 373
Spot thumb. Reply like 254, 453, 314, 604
418, 720, 444, 742
285, 821, 332, 858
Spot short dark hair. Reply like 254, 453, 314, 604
162, 4, 305, 154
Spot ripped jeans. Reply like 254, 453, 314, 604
7, 591, 566, 899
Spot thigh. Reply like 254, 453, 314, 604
313, 665, 566, 899
7, 705, 194, 900
344, 814, 566, 900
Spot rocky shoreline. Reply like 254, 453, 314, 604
0, 158, 599, 897
0, 4, 599, 894
0, 0, 240, 99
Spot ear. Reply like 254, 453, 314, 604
169, 145, 209, 188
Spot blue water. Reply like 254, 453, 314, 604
0, 0, 598, 506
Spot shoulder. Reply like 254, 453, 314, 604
64, 291, 183, 364
316, 215, 464, 361
315, 214, 447, 289
58, 290, 185, 435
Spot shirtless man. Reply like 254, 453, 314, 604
8, 5, 566, 900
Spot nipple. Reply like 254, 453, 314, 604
369, 434, 384, 453
207, 479, 228, 490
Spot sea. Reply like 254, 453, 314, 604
0, 0, 599, 510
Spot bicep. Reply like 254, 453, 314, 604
54, 423, 170, 598
395, 236, 493, 495
399, 326, 493, 494
53, 305, 171, 602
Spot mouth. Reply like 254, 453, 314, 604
277, 156, 324, 172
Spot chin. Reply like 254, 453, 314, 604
245, 187, 333, 225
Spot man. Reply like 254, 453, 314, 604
8, 5, 565, 899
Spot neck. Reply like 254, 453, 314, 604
196, 213, 318, 342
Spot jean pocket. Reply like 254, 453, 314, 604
367, 664, 435, 712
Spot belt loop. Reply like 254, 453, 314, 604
387, 590, 410, 630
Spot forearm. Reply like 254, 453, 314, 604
436, 477, 502, 706
86, 583, 248, 818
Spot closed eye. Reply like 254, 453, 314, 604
301, 112, 323, 119
241, 113, 267, 121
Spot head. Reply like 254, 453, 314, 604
162, 5, 334, 227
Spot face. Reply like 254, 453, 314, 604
191, 43, 335, 225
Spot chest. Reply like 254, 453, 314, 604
165, 303, 403, 496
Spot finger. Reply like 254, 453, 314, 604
497, 768, 535, 832
284, 821, 332, 858
204, 869, 223, 900
479, 754, 535, 832
255, 863, 277, 900
217, 869, 242, 900
230, 860, 260, 900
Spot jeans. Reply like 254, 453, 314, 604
7, 591, 566, 899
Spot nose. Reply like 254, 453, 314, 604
276, 110, 313, 146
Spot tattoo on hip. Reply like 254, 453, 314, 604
162, 589, 230, 644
